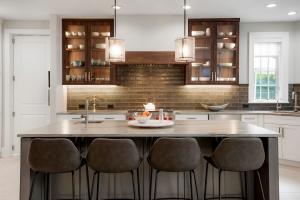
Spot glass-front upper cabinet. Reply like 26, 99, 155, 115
187, 19, 240, 85
188, 21, 215, 84
62, 19, 115, 85
216, 21, 239, 84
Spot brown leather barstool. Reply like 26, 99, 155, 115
203, 138, 266, 200
28, 138, 82, 200
86, 138, 142, 200
148, 138, 201, 200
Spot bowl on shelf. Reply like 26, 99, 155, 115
95, 43, 106, 49
218, 32, 225, 36
71, 60, 84, 67
201, 103, 229, 112
217, 43, 224, 49
218, 63, 233, 67
92, 32, 100, 37
134, 111, 152, 124
226, 32, 233, 36
191, 31, 205, 36
224, 43, 236, 49
100, 32, 110, 37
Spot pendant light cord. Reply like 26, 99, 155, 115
184, 0, 186, 37
114, 0, 117, 37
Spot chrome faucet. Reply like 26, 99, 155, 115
276, 100, 282, 111
81, 98, 90, 125
292, 91, 300, 112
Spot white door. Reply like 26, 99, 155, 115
13, 35, 50, 154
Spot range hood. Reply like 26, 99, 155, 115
113, 51, 188, 65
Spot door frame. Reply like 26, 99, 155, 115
2, 28, 50, 157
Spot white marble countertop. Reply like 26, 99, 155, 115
18, 120, 279, 138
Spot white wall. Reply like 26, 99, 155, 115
239, 22, 296, 84
3, 20, 49, 29
294, 21, 300, 83
118, 15, 183, 51
0, 19, 3, 152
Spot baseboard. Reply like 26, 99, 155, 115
280, 159, 300, 168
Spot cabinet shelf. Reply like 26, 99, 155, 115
65, 36, 86, 39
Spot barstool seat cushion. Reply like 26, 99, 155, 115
86, 139, 141, 173
28, 138, 81, 173
148, 138, 201, 172
205, 138, 265, 172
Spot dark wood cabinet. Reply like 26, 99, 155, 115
62, 19, 116, 85
186, 18, 240, 85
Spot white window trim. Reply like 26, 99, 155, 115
248, 32, 289, 104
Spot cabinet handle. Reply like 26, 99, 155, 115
104, 117, 115, 120
186, 117, 197, 120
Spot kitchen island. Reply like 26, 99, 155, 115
18, 120, 279, 200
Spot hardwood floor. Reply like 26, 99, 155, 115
0, 157, 299, 200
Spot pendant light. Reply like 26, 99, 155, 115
105, 0, 125, 62
175, 0, 195, 62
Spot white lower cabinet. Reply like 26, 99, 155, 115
57, 114, 126, 121
264, 115, 300, 162
175, 114, 208, 120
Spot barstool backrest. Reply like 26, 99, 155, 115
148, 138, 201, 172
212, 138, 265, 171
28, 138, 81, 173
86, 138, 141, 173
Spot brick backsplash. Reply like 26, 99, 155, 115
67, 65, 300, 111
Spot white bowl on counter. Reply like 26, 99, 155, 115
225, 43, 236, 49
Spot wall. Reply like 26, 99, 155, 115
294, 21, 300, 83
2, 20, 49, 29
0, 19, 3, 152
67, 64, 299, 110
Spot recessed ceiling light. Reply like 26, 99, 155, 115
112, 5, 121, 10
288, 11, 297, 15
266, 3, 277, 8
183, 5, 191, 10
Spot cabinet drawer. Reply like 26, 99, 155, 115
58, 114, 82, 120
241, 115, 258, 125
175, 115, 208, 121
92, 115, 126, 121
264, 115, 300, 126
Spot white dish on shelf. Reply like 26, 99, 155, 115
191, 31, 205, 36
217, 43, 224, 49
199, 77, 211, 81
92, 32, 100, 37
100, 32, 110, 37
128, 120, 174, 128
224, 43, 236, 49
226, 32, 233, 36
218, 32, 225, 36
191, 63, 203, 67
95, 43, 106, 49
218, 63, 233, 67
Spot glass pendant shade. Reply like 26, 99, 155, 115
105, 37, 125, 62
175, 36, 195, 62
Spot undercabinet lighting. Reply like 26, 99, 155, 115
288, 11, 297, 16
183, 5, 191, 10
112, 5, 121, 10
266, 3, 277, 8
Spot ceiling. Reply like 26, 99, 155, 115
0, 0, 300, 22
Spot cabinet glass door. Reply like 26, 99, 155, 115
63, 22, 87, 84
189, 22, 214, 84
216, 22, 238, 83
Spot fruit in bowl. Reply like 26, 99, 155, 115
134, 111, 152, 123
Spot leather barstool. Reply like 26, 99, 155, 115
28, 138, 82, 200
86, 138, 142, 200
148, 138, 201, 200
203, 138, 266, 200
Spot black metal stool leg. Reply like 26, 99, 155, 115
153, 170, 159, 200
218, 170, 222, 200
29, 171, 38, 200
91, 171, 97, 199
96, 172, 100, 200
137, 168, 141, 200
46, 173, 49, 200
149, 168, 153, 200
204, 162, 209, 200
192, 170, 199, 200
244, 172, 248, 200
256, 171, 266, 200
85, 165, 91, 200
189, 171, 193, 200
131, 170, 136, 200
72, 171, 75, 200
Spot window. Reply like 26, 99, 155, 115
249, 32, 289, 103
